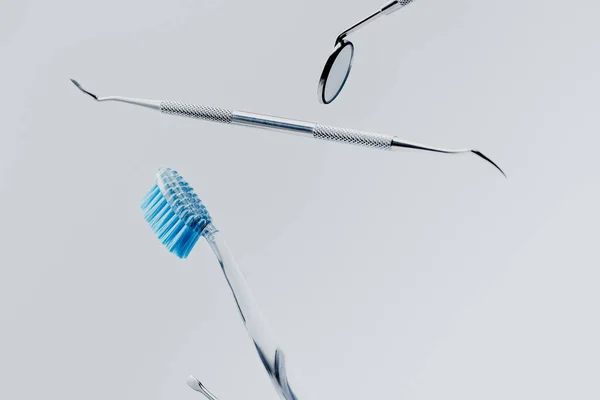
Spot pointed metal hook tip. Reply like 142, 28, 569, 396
69, 79, 161, 109
392, 140, 506, 178
70, 78, 98, 100
471, 150, 506, 178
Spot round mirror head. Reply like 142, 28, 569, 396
318, 40, 354, 104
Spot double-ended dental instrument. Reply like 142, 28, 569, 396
142, 168, 298, 400
71, 79, 505, 177
318, 0, 416, 104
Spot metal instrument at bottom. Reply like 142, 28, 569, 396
187, 376, 219, 400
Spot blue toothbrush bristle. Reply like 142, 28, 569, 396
141, 168, 212, 259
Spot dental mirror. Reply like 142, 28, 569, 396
318, 40, 354, 104
317, 0, 416, 104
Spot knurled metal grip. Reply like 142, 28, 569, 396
160, 101, 233, 124
313, 124, 393, 150
382, 0, 414, 14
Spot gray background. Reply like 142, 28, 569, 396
1, 0, 599, 399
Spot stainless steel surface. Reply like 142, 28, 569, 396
187, 375, 220, 400
161, 100, 233, 124
381, 0, 415, 15
335, 10, 382, 46
334, 0, 415, 45
313, 124, 393, 149
232, 111, 315, 137
70, 79, 505, 176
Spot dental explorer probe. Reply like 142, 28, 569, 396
70, 79, 505, 177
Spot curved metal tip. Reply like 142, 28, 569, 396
70, 78, 98, 100
69, 79, 161, 109
390, 138, 506, 178
187, 375, 219, 400
186, 375, 203, 392
471, 150, 507, 178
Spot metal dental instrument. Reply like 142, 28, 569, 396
318, 0, 416, 104
70, 79, 505, 177
187, 376, 220, 400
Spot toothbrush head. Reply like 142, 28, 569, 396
141, 168, 212, 259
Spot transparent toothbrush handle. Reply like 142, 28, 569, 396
205, 230, 298, 400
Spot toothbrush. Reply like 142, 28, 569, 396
71, 79, 505, 177
141, 168, 298, 400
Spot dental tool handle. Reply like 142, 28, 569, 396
203, 228, 298, 400
335, 0, 416, 44
381, 0, 415, 15
160, 100, 234, 124
160, 101, 394, 150
313, 124, 393, 149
